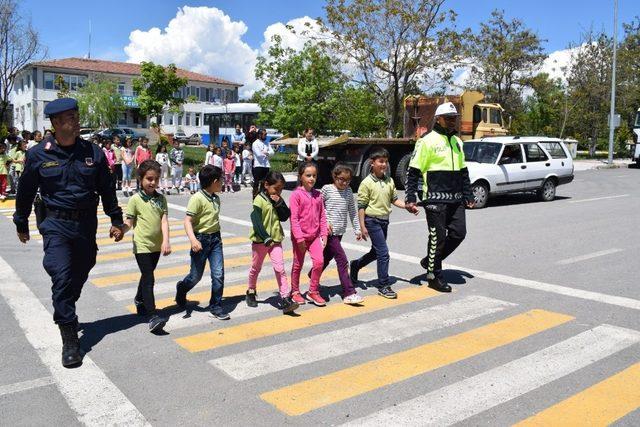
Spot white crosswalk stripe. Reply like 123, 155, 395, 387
210, 295, 515, 380
344, 324, 640, 426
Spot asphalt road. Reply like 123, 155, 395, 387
0, 167, 638, 426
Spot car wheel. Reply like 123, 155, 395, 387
471, 182, 488, 209
538, 179, 556, 201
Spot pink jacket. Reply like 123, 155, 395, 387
289, 186, 328, 243
223, 157, 236, 174
103, 148, 115, 171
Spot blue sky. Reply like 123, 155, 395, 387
22, 0, 634, 59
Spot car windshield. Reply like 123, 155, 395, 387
463, 141, 502, 164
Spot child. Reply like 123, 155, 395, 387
0, 143, 10, 200
289, 162, 328, 306
246, 171, 298, 313
185, 167, 199, 194
223, 150, 236, 193
10, 140, 27, 194
175, 165, 229, 320
210, 146, 223, 170
204, 143, 215, 167
241, 142, 253, 187
169, 140, 185, 194
350, 148, 416, 299
220, 137, 230, 158
155, 144, 170, 194
134, 137, 152, 192
320, 164, 364, 304
122, 139, 135, 196
122, 160, 172, 333
233, 145, 242, 184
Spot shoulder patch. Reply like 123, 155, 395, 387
41, 161, 59, 168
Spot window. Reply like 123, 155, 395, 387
482, 108, 488, 123
195, 114, 201, 127
44, 73, 54, 89
177, 114, 183, 125
118, 112, 127, 126
185, 113, 191, 126
118, 82, 125, 95
539, 141, 567, 159
524, 143, 549, 162
499, 144, 523, 164
489, 109, 502, 125
168, 114, 174, 126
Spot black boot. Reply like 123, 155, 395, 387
427, 276, 452, 293
58, 323, 83, 368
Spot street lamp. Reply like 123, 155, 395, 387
607, 0, 618, 165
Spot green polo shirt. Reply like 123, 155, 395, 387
0, 153, 9, 175
186, 190, 220, 234
126, 191, 168, 254
113, 145, 123, 163
12, 149, 25, 173
250, 193, 285, 243
357, 173, 398, 218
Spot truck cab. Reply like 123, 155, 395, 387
471, 103, 509, 140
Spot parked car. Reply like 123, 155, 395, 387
172, 131, 188, 142
185, 133, 203, 145
95, 128, 126, 139
463, 136, 574, 208
79, 128, 96, 141
119, 127, 145, 139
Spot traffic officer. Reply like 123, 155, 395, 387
405, 101, 474, 292
13, 98, 125, 368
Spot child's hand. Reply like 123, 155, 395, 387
327, 223, 333, 235
297, 240, 307, 252
355, 232, 363, 241
361, 227, 369, 241
190, 239, 202, 253
269, 194, 281, 203
161, 242, 171, 256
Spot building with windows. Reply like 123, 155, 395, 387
9, 57, 242, 134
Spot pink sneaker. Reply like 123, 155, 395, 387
291, 292, 306, 305
307, 291, 326, 307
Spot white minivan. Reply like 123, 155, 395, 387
463, 136, 574, 208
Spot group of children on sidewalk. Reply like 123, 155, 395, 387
123, 148, 409, 333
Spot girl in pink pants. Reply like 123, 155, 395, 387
289, 162, 328, 306
246, 171, 299, 314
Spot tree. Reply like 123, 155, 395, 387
0, 0, 45, 125
465, 9, 545, 114
617, 17, 640, 129
75, 78, 125, 128
512, 73, 565, 137
255, 38, 384, 137
55, 74, 69, 98
132, 62, 187, 126
564, 30, 612, 155
320, 0, 461, 137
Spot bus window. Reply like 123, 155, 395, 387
482, 108, 488, 123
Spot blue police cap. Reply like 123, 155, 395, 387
44, 98, 78, 117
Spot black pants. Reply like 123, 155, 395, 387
135, 252, 161, 314
252, 166, 269, 198
113, 164, 123, 189
424, 202, 466, 278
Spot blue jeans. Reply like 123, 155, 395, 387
180, 232, 224, 309
353, 216, 390, 286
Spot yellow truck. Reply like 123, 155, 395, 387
276, 90, 508, 188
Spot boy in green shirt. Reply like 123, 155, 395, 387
350, 148, 416, 299
175, 165, 229, 320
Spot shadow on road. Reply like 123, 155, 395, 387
480, 194, 571, 209
80, 314, 146, 353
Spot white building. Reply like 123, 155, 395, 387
9, 57, 242, 134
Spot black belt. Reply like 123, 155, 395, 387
45, 208, 95, 221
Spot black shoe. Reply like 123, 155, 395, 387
420, 256, 429, 270
428, 277, 452, 293
246, 289, 258, 307
281, 296, 299, 314
134, 299, 147, 316
349, 260, 359, 284
210, 308, 230, 320
378, 285, 397, 299
148, 315, 168, 333
58, 323, 82, 368
175, 281, 187, 307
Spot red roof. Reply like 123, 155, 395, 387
31, 57, 242, 87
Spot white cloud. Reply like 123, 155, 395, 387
260, 16, 323, 54
124, 6, 259, 97
539, 46, 580, 82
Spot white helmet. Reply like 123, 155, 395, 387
434, 101, 459, 117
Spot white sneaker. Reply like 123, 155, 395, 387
343, 293, 364, 305
0, 195, 5, 200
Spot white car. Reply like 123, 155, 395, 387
463, 136, 574, 208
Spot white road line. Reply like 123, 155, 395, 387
209, 295, 515, 380
172, 203, 640, 312
569, 194, 629, 203
0, 376, 55, 397
0, 257, 149, 426
557, 248, 623, 265
345, 324, 640, 426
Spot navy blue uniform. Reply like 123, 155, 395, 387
13, 137, 123, 325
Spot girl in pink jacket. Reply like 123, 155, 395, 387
289, 162, 328, 306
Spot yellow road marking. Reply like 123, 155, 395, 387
0, 199, 16, 208
516, 362, 640, 427
175, 286, 442, 353
92, 250, 293, 287
126, 268, 346, 312
29, 220, 186, 241
260, 309, 574, 416
96, 237, 249, 262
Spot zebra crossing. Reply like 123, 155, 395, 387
2, 202, 640, 425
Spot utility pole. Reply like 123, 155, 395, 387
88, 20, 92, 59
607, 0, 618, 165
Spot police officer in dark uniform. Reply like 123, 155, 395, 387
13, 98, 125, 368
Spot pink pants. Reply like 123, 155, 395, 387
291, 236, 324, 294
0, 174, 6, 196
248, 242, 290, 297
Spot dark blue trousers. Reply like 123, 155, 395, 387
40, 216, 97, 325
180, 232, 224, 310
352, 216, 390, 286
